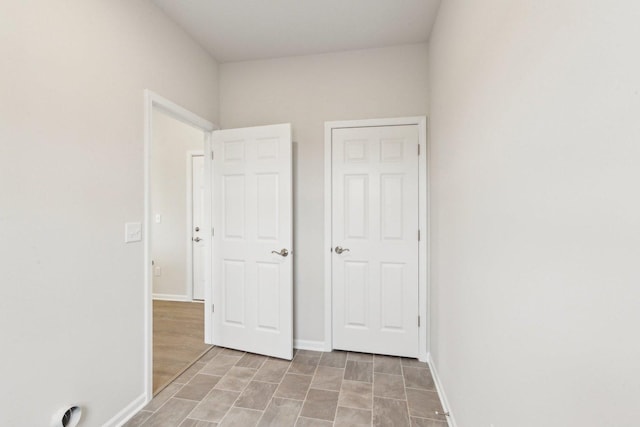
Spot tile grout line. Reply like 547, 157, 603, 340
183, 349, 228, 423
399, 356, 412, 423
294, 353, 325, 426
216, 351, 267, 426
255, 356, 291, 426
183, 348, 246, 423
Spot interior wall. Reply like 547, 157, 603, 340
0, 1, 218, 425
219, 44, 429, 343
428, 1, 640, 426
151, 109, 205, 299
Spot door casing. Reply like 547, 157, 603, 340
143, 90, 217, 403
187, 151, 205, 301
323, 116, 429, 362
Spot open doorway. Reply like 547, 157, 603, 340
144, 91, 216, 398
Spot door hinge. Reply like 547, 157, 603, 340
418, 316, 421, 327
418, 229, 421, 241
418, 144, 421, 156
212, 227, 215, 236
212, 304, 215, 313
211, 151, 214, 160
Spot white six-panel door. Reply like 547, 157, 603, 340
212, 124, 293, 360
192, 154, 205, 300
332, 125, 419, 357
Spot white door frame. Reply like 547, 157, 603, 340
323, 116, 429, 362
143, 90, 217, 402
186, 151, 205, 301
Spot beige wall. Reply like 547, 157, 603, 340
428, 1, 640, 426
220, 44, 429, 342
0, 0, 218, 425
151, 109, 205, 299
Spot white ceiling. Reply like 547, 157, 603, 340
151, 0, 442, 63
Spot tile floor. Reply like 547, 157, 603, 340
125, 347, 448, 427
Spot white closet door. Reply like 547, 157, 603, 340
332, 125, 419, 357
212, 123, 293, 359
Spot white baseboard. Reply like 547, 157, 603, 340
103, 393, 147, 427
294, 339, 326, 352
428, 353, 457, 427
152, 293, 190, 302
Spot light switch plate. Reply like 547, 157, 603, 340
155, 214, 162, 224
125, 222, 142, 243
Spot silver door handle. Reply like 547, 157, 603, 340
271, 248, 289, 257
193, 237, 202, 242
335, 246, 350, 254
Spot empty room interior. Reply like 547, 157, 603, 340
1, 1, 639, 426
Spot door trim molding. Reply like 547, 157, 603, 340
186, 151, 204, 301
143, 90, 216, 403
323, 116, 429, 361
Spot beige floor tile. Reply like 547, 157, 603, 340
373, 355, 402, 375
123, 410, 152, 427
174, 362, 207, 385
254, 359, 291, 383
406, 388, 446, 420
218, 407, 262, 427
129, 349, 450, 427
348, 352, 374, 362
289, 354, 320, 375
372, 396, 410, 427
411, 416, 449, 427
344, 360, 373, 383
237, 353, 268, 369
201, 355, 242, 376
219, 348, 246, 357
300, 388, 339, 421
235, 381, 279, 410
403, 366, 435, 390
334, 406, 372, 426
318, 351, 347, 368
175, 374, 222, 401
400, 357, 428, 368
142, 398, 198, 426
257, 397, 302, 427
215, 366, 257, 391
275, 373, 312, 400
189, 389, 240, 423
338, 380, 373, 410
373, 372, 406, 399
310, 366, 344, 391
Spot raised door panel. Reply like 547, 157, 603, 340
223, 260, 245, 326
256, 174, 279, 241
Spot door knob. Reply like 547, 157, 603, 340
193, 237, 202, 242
271, 248, 289, 257
335, 246, 350, 254
194, 226, 200, 232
